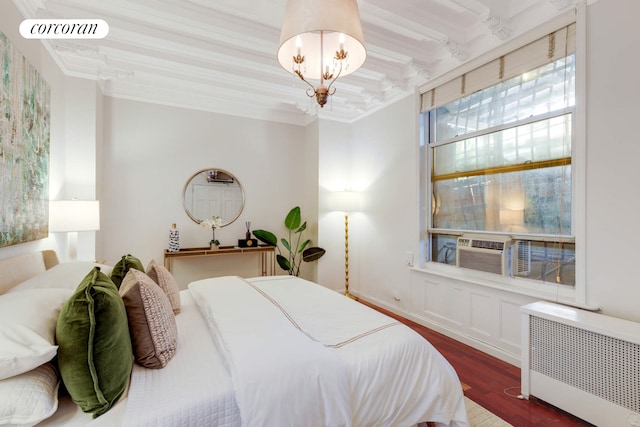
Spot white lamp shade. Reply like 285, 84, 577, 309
330, 191, 362, 213
49, 200, 100, 232
278, 0, 366, 80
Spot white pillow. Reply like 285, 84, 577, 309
0, 363, 59, 426
7, 262, 113, 293
0, 289, 72, 380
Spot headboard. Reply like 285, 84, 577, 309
0, 250, 59, 294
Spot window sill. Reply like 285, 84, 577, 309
410, 262, 599, 311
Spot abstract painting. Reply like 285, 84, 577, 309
0, 32, 50, 247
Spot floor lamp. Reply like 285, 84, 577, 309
49, 200, 100, 261
332, 191, 361, 298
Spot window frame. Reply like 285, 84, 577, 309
428, 106, 575, 241
416, 10, 587, 307
424, 105, 576, 287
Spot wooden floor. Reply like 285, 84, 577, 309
361, 301, 594, 427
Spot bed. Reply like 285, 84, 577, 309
0, 250, 468, 427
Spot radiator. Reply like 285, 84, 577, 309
521, 301, 640, 427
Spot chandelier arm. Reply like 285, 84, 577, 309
294, 69, 319, 96
326, 60, 344, 95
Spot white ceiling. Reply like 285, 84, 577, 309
13, 0, 578, 125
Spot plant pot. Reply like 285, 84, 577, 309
210, 244, 219, 251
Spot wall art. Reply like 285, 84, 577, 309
0, 32, 51, 247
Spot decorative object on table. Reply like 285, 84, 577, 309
0, 32, 51, 248
238, 221, 258, 247
253, 206, 325, 276
199, 216, 222, 249
330, 191, 362, 298
168, 223, 180, 252
238, 238, 258, 248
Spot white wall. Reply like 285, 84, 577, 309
100, 98, 319, 287
351, 95, 420, 306
317, 119, 354, 292
56, 77, 100, 262
318, 96, 420, 298
583, 0, 640, 321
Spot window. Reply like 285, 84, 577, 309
421, 24, 577, 287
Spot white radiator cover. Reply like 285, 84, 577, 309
521, 301, 640, 427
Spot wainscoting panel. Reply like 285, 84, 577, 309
449, 286, 466, 326
412, 277, 466, 328
499, 299, 523, 351
423, 279, 441, 316
470, 292, 493, 338
407, 269, 538, 366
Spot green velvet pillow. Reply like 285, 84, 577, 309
55, 267, 132, 417
110, 254, 144, 289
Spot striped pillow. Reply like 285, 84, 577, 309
146, 260, 181, 315
120, 269, 177, 369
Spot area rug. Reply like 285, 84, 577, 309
465, 397, 513, 427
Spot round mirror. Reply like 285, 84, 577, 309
182, 168, 245, 226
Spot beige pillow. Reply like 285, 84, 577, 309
146, 260, 181, 315
120, 269, 177, 369
7, 262, 114, 293
0, 363, 59, 426
0, 288, 72, 380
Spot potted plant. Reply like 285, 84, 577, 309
253, 206, 325, 276
199, 216, 222, 250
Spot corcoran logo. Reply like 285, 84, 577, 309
20, 19, 109, 39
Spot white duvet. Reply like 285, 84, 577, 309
189, 276, 468, 427
123, 291, 240, 427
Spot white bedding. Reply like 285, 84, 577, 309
38, 386, 128, 426
5, 256, 467, 426
7, 261, 113, 294
190, 276, 352, 427
6, 261, 124, 427
189, 275, 469, 427
123, 290, 240, 427
40, 289, 242, 427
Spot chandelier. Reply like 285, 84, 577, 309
277, 0, 366, 108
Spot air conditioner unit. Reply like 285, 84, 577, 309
456, 234, 511, 275
512, 240, 532, 276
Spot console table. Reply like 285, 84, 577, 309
163, 245, 276, 276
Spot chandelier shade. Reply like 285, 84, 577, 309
277, 0, 366, 106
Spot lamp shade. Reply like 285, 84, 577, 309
278, 0, 366, 80
330, 191, 361, 213
49, 200, 100, 232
